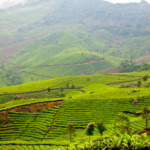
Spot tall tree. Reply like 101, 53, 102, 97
114, 113, 131, 135
64, 123, 76, 142
85, 122, 95, 144
137, 80, 142, 87
96, 121, 106, 138
141, 105, 150, 128
96, 120, 106, 147
143, 75, 148, 87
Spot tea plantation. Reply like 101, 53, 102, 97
0, 71, 150, 149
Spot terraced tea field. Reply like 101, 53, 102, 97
0, 71, 150, 149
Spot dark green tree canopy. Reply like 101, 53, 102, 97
114, 113, 131, 135
64, 123, 76, 142
85, 122, 95, 136
96, 121, 106, 136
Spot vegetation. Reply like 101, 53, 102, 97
114, 113, 131, 135
64, 123, 76, 142
141, 105, 150, 128
119, 61, 150, 73
96, 121, 106, 138
0, 0, 150, 149
0, 0, 150, 86
68, 133, 150, 150
137, 80, 142, 87
85, 122, 95, 144
0, 70, 149, 149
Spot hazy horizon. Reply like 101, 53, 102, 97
0, 0, 150, 10
105, 0, 150, 3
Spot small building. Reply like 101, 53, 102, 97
133, 89, 139, 92
132, 99, 139, 104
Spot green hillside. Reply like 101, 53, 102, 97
2, 30, 150, 86
0, 71, 150, 149
0, 1, 150, 86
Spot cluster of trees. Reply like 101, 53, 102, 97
64, 121, 106, 143
119, 60, 150, 73
34, 0, 150, 37
64, 114, 130, 143
64, 121, 106, 149
64, 103, 150, 148
68, 133, 150, 149
137, 75, 149, 87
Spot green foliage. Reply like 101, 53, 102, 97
141, 105, 150, 128
71, 84, 75, 89
7, 148, 15, 150
1, 1, 150, 148
0, 106, 60, 141
60, 87, 64, 92
141, 63, 150, 71
114, 113, 131, 135
85, 122, 95, 136
47, 87, 51, 92
143, 75, 148, 82
137, 80, 142, 87
66, 82, 70, 88
64, 123, 76, 142
0, 71, 150, 148
0, 118, 3, 124
1, 0, 150, 86
119, 60, 150, 73
69, 133, 150, 150
96, 121, 106, 137
86, 78, 90, 82
119, 60, 140, 73
37, 107, 41, 112
85, 122, 95, 143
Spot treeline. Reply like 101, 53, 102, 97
118, 60, 150, 73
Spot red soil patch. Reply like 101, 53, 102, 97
0, 111, 8, 124
138, 127, 150, 135
0, 100, 63, 124
11, 101, 63, 113
98, 67, 119, 74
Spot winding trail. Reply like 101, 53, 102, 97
107, 77, 145, 85
17, 58, 106, 69
0, 88, 80, 96
42, 105, 62, 140
21, 71, 53, 78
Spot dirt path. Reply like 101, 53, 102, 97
42, 105, 62, 140
17, 114, 39, 139
98, 67, 119, 74
107, 77, 143, 85
0, 100, 63, 113
0, 88, 80, 96
17, 58, 106, 69
21, 71, 53, 78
